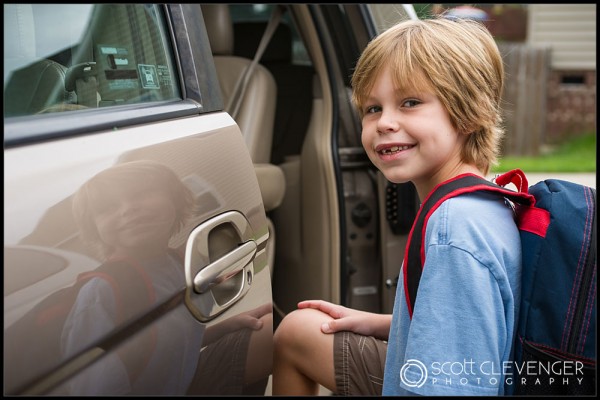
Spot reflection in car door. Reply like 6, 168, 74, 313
3, 4, 272, 396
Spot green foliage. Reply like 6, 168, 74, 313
413, 4, 433, 19
493, 134, 597, 173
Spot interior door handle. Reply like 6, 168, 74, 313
193, 240, 257, 293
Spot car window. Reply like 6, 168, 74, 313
4, 4, 180, 118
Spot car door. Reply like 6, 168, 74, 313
4, 4, 272, 396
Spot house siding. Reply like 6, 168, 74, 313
527, 4, 596, 70
527, 4, 596, 142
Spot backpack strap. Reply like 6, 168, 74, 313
403, 170, 545, 319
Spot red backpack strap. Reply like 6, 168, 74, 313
495, 169, 551, 238
495, 168, 530, 193
403, 172, 537, 319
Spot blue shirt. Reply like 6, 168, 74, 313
382, 192, 522, 396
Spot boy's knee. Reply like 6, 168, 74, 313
274, 308, 327, 351
274, 309, 306, 347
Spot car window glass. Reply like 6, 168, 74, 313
3, 4, 180, 118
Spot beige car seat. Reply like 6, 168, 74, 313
201, 4, 277, 165
233, 20, 315, 165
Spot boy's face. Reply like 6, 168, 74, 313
360, 66, 467, 197
93, 186, 176, 257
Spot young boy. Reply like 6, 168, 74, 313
273, 17, 520, 396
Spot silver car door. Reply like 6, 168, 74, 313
4, 4, 272, 396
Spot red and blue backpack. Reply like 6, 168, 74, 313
403, 169, 596, 395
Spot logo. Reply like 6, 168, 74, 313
397, 358, 588, 390
138, 64, 160, 89
400, 359, 428, 388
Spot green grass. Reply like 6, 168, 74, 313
492, 133, 597, 173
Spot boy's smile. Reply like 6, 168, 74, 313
375, 143, 416, 158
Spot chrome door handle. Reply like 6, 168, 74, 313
193, 240, 257, 293
184, 211, 256, 321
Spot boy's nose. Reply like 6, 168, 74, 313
377, 111, 400, 134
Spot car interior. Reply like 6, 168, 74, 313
196, 4, 355, 322
218, 4, 384, 321
3, 4, 73, 116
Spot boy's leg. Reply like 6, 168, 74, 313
273, 307, 387, 396
273, 308, 337, 395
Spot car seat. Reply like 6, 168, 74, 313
233, 20, 315, 165
201, 4, 277, 165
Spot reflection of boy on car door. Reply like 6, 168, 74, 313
64, 160, 271, 395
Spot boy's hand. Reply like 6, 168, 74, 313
297, 300, 391, 340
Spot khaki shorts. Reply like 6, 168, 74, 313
333, 331, 388, 396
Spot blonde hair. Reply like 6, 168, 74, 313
72, 160, 194, 259
351, 17, 504, 174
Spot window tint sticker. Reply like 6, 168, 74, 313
138, 64, 160, 89
100, 46, 130, 66
99, 45, 138, 90
157, 65, 172, 87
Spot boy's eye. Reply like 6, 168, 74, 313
365, 105, 382, 114
402, 99, 420, 108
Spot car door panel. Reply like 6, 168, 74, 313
5, 111, 272, 396
4, 3, 272, 396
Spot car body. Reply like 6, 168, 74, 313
4, 3, 416, 395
